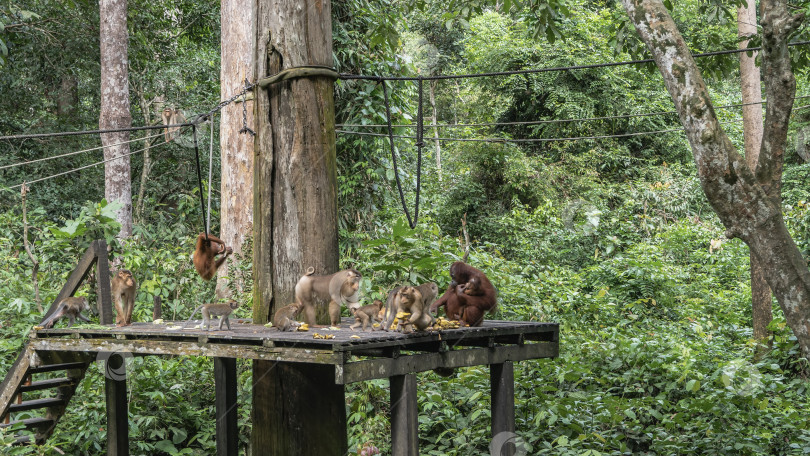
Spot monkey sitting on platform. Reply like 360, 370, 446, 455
185, 300, 240, 331
273, 302, 305, 332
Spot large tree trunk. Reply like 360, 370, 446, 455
252, 0, 343, 453
217, 0, 256, 296
738, 0, 773, 341
621, 0, 810, 358
99, 0, 133, 238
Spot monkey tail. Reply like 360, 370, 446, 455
305, 267, 315, 276
39, 304, 66, 329
184, 305, 205, 328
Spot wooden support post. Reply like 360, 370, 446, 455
389, 374, 418, 456
490, 362, 516, 456
251, 361, 347, 455
105, 353, 128, 456
95, 240, 114, 325
214, 358, 238, 456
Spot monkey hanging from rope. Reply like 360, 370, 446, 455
192, 233, 232, 281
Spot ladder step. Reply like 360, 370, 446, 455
1, 417, 54, 430
7, 397, 64, 413
19, 377, 75, 393
28, 362, 87, 374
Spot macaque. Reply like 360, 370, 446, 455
161, 107, 187, 142
430, 262, 497, 327
382, 282, 439, 331
350, 300, 384, 331
192, 233, 232, 280
273, 302, 304, 332
186, 299, 240, 331
111, 269, 137, 327
294, 268, 362, 326
39, 297, 91, 329
395, 286, 434, 333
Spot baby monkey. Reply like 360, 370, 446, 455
39, 297, 91, 329
273, 302, 304, 332
185, 299, 240, 331
350, 300, 384, 331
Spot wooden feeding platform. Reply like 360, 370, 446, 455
30, 318, 558, 385
0, 241, 560, 455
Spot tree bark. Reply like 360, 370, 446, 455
218, 0, 256, 296
99, 0, 133, 238
252, 0, 341, 453
738, 0, 773, 341
621, 0, 810, 358
252, 0, 338, 323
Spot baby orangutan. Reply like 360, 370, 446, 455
350, 300, 384, 331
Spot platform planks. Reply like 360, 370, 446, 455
31, 319, 558, 384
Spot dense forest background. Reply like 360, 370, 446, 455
2, 0, 810, 454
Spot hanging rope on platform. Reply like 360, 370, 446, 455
191, 124, 209, 239
380, 77, 422, 229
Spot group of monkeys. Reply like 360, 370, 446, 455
273, 260, 498, 334
38, 232, 499, 334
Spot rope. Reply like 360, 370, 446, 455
337, 118, 745, 143
207, 113, 215, 235
7, 139, 166, 190
381, 79, 420, 229
337, 40, 810, 82
0, 130, 166, 170
191, 124, 208, 239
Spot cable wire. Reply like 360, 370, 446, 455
337, 119, 745, 144
7, 139, 167, 190
0, 130, 169, 170
338, 41, 810, 82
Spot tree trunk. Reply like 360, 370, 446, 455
252, 0, 342, 453
99, 0, 133, 238
621, 0, 810, 358
218, 0, 255, 296
429, 79, 442, 182
135, 91, 157, 223
57, 74, 78, 118
738, 0, 773, 341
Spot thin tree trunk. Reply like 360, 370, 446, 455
57, 74, 78, 118
218, 0, 255, 296
21, 184, 43, 314
738, 0, 773, 342
99, 0, 132, 238
135, 92, 156, 222
429, 79, 442, 182
621, 0, 810, 358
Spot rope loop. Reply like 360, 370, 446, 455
380, 79, 422, 229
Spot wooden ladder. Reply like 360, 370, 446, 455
0, 240, 113, 445
0, 345, 93, 445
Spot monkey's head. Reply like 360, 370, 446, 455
227, 299, 240, 309
343, 269, 361, 294
400, 286, 421, 304
118, 270, 135, 287
373, 299, 384, 310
